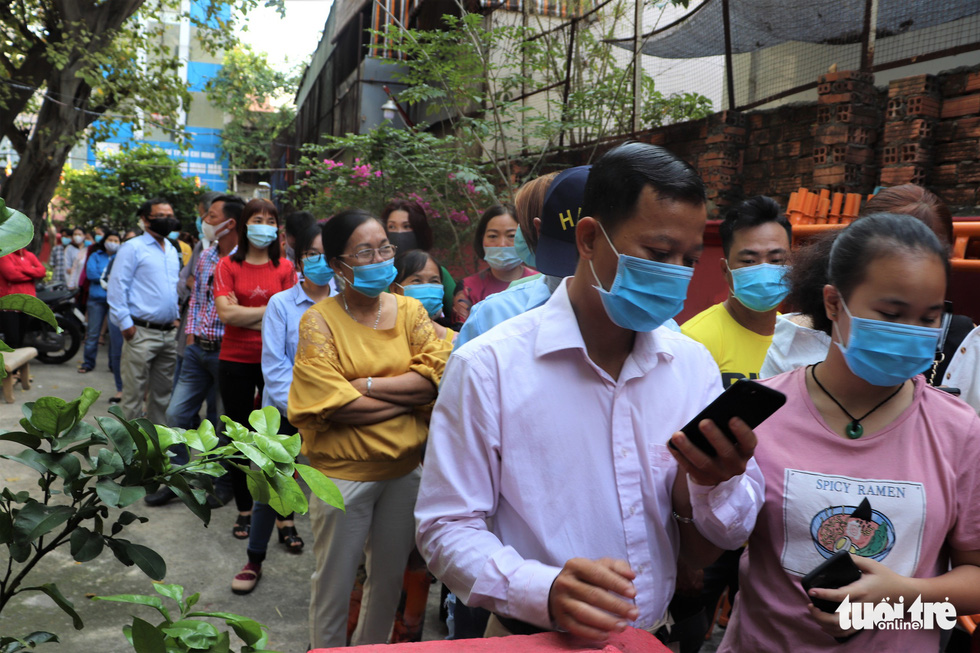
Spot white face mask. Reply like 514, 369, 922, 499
202, 218, 233, 242
72, 234, 84, 245
105, 241, 120, 254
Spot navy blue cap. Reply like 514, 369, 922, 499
534, 165, 590, 278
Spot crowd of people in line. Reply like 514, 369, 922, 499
2, 141, 980, 652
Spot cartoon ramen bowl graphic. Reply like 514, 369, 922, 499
809, 499, 895, 561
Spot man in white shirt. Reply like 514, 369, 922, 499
415, 142, 765, 643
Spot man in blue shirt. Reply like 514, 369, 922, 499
108, 198, 182, 424
456, 166, 589, 348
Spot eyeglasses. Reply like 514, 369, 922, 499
149, 213, 174, 219
339, 244, 397, 262
303, 253, 325, 264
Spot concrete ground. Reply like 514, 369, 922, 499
0, 349, 447, 652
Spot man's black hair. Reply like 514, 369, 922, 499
136, 198, 171, 218
582, 142, 706, 234
719, 196, 791, 257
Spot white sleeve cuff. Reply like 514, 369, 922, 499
687, 459, 764, 549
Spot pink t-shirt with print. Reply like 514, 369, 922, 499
719, 368, 980, 653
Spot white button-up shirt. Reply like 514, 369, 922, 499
416, 280, 764, 631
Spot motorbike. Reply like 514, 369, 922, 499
27, 282, 85, 364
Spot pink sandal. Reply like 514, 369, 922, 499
231, 561, 261, 595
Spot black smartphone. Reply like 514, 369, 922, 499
801, 550, 862, 613
669, 379, 786, 457
940, 387, 962, 396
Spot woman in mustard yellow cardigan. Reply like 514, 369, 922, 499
288, 209, 451, 648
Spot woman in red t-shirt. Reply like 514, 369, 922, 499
214, 198, 296, 539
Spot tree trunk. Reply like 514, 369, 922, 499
2, 69, 97, 253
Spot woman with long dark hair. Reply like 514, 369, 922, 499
214, 198, 297, 540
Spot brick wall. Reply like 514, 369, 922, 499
552, 63, 980, 218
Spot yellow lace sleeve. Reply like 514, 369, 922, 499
288, 307, 363, 430
407, 299, 452, 387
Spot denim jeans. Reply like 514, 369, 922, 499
164, 343, 221, 466
83, 299, 123, 391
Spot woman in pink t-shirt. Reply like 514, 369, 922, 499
454, 204, 536, 323
720, 213, 980, 652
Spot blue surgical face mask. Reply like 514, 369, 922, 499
302, 254, 334, 287
513, 228, 536, 268
84, 239, 94, 247
402, 283, 445, 317
728, 262, 790, 312
61, 237, 71, 246
95, 234, 104, 243
342, 258, 397, 298
166, 231, 179, 241
835, 296, 941, 387
196, 216, 204, 239
246, 223, 278, 248
590, 222, 694, 332
484, 246, 524, 272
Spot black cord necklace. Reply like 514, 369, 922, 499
810, 363, 905, 439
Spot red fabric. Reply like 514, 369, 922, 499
460, 266, 537, 306
0, 249, 46, 297
212, 256, 296, 363
310, 626, 668, 652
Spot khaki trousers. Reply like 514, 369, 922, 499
120, 325, 177, 424
308, 468, 421, 648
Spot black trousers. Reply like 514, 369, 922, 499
218, 359, 265, 513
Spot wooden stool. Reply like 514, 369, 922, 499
2, 347, 37, 403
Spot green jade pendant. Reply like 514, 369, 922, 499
846, 421, 864, 439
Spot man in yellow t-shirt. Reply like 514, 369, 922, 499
681, 195, 792, 388
676, 195, 791, 651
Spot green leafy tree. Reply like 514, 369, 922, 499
57, 144, 206, 233
0, 0, 282, 251
283, 124, 494, 274
376, 1, 712, 189
205, 45, 298, 182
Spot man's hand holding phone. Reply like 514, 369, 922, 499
669, 416, 758, 486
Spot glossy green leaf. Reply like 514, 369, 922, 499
297, 464, 345, 512
91, 448, 125, 476
0, 488, 30, 503
39, 451, 82, 481
12, 502, 73, 544
244, 468, 271, 505
106, 537, 134, 565
9, 541, 31, 562
281, 432, 301, 458
0, 511, 12, 545
0, 631, 59, 653
27, 397, 68, 435
169, 475, 211, 526
0, 431, 42, 449
52, 419, 102, 453
253, 432, 293, 464
152, 582, 184, 605
0, 339, 13, 353
95, 479, 146, 508
248, 406, 281, 438
162, 618, 220, 648
122, 541, 166, 580
96, 416, 135, 465
131, 616, 167, 653
93, 593, 169, 621
23, 583, 83, 629
1, 450, 48, 476
69, 526, 105, 562
196, 419, 220, 451
154, 425, 183, 451
233, 441, 274, 475
268, 471, 307, 516
220, 416, 251, 442
0, 202, 34, 256
0, 295, 56, 330
74, 387, 101, 420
